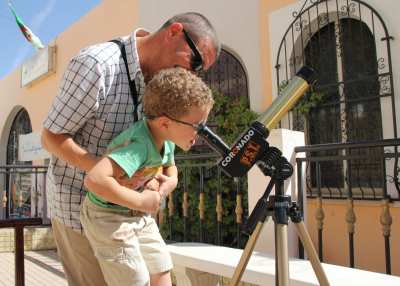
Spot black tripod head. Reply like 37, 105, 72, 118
197, 121, 293, 180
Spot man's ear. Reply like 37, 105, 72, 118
168, 22, 184, 37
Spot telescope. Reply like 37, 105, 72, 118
197, 66, 315, 178
196, 66, 330, 286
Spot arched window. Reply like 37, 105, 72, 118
304, 18, 383, 190
305, 19, 382, 146
7, 108, 32, 165
275, 0, 395, 198
6, 108, 32, 218
200, 49, 248, 101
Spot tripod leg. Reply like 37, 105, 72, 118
294, 221, 330, 286
275, 224, 290, 286
229, 222, 264, 286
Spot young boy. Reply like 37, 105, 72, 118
81, 67, 214, 286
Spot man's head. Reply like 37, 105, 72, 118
139, 12, 220, 81
143, 67, 214, 151
160, 12, 220, 71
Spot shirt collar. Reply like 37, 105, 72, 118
124, 28, 149, 80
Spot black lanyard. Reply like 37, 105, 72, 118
110, 39, 139, 122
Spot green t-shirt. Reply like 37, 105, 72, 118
87, 119, 175, 210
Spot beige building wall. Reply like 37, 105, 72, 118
0, 0, 140, 165
259, 0, 297, 107
0, 0, 276, 159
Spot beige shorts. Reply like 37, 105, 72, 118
80, 196, 173, 286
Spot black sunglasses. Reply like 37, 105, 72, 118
182, 29, 204, 72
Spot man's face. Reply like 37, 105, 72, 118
196, 37, 218, 71
182, 29, 203, 72
165, 28, 217, 74
144, 25, 218, 82
177, 33, 217, 72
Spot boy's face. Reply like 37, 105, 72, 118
167, 105, 211, 151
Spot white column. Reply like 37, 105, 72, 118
247, 128, 305, 257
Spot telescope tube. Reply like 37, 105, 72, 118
257, 66, 314, 130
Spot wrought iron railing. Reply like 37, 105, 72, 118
295, 138, 400, 274
0, 165, 49, 224
160, 153, 249, 249
0, 165, 51, 286
295, 139, 400, 200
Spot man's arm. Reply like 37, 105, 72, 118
42, 54, 104, 171
41, 128, 99, 172
84, 156, 161, 213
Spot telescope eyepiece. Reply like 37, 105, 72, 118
296, 66, 315, 84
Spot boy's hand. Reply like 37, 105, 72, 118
138, 190, 161, 213
144, 178, 160, 192
116, 169, 155, 190
155, 174, 178, 197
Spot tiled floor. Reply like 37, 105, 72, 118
0, 250, 67, 285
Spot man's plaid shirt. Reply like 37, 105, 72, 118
43, 30, 146, 231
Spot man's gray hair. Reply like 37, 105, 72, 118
160, 12, 221, 58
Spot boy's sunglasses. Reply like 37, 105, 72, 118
182, 29, 204, 72
147, 114, 204, 131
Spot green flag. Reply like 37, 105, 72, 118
8, 1, 44, 49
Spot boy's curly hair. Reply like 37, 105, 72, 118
143, 67, 213, 119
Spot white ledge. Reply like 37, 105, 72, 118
167, 242, 400, 286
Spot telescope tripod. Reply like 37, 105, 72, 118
229, 148, 330, 286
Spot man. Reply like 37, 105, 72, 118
41, 12, 220, 286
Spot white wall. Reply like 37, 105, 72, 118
137, 0, 264, 112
